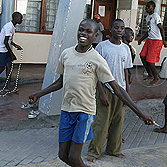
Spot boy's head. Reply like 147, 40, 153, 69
110, 19, 125, 40
12, 12, 23, 24
146, 1, 156, 14
122, 27, 134, 43
77, 19, 98, 47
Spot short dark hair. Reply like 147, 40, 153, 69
147, 1, 156, 8
12, 12, 22, 20
125, 27, 133, 33
110, 19, 124, 28
80, 19, 98, 32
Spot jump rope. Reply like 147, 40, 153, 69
0, 49, 23, 97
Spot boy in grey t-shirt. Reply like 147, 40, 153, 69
88, 19, 133, 161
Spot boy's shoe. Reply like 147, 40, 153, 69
21, 103, 38, 109
143, 69, 148, 76
28, 110, 40, 119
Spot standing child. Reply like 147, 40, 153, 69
154, 95, 167, 133
87, 19, 134, 162
122, 27, 136, 85
138, 1, 166, 86
29, 19, 154, 167
0, 12, 23, 91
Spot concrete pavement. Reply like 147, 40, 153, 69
0, 99, 166, 167
0, 64, 167, 167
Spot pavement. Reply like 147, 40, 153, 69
0, 64, 167, 167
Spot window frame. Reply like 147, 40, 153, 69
16, 0, 93, 35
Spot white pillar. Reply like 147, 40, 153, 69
154, 0, 161, 14
39, 0, 87, 115
0, 0, 15, 78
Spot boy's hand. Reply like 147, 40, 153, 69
29, 94, 38, 104
99, 92, 109, 106
139, 113, 154, 125
15, 44, 23, 50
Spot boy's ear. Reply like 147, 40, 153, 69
95, 32, 98, 38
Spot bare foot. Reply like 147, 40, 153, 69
87, 155, 96, 163
143, 76, 153, 82
154, 127, 167, 133
149, 78, 160, 86
105, 151, 125, 158
122, 138, 125, 143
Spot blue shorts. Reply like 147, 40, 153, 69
59, 111, 94, 144
0, 52, 12, 67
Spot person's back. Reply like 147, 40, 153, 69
0, 22, 15, 52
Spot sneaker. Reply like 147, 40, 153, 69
21, 103, 38, 109
143, 69, 148, 76
28, 110, 40, 119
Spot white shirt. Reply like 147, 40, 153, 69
56, 46, 114, 115
146, 13, 162, 40
96, 40, 133, 93
0, 21, 15, 52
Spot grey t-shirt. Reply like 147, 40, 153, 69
93, 22, 104, 44
96, 40, 133, 92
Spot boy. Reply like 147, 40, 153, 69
122, 27, 136, 85
138, 1, 166, 86
154, 95, 167, 133
29, 19, 153, 167
87, 19, 134, 162
0, 12, 23, 91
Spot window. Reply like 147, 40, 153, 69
136, 0, 167, 40
16, 0, 92, 34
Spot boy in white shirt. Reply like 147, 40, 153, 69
138, 1, 166, 86
0, 12, 23, 91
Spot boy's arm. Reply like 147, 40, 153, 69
124, 69, 130, 94
4, 36, 17, 61
138, 32, 148, 45
107, 80, 154, 125
11, 41, 23, 50
97, 81, 109, 106
29, 75, 63, 104
157, 23, 166, 47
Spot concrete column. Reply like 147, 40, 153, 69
0, 0, 15, 29
154, 0, 161, 15
39, 0, 87, 115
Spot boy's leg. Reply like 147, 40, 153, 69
154, 95, 167, 133
87, 87, 114, 161
6, 62, 12, 90
148, 62, 160, 86
140, 56, 153, 80
105, 95, 125, 158
0, 66, 5, 74
59, 141, 72, 166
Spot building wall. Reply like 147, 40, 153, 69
12, 0, 166, 65
13, 33, 51, 64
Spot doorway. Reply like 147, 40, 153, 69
93, 0, 117, 39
